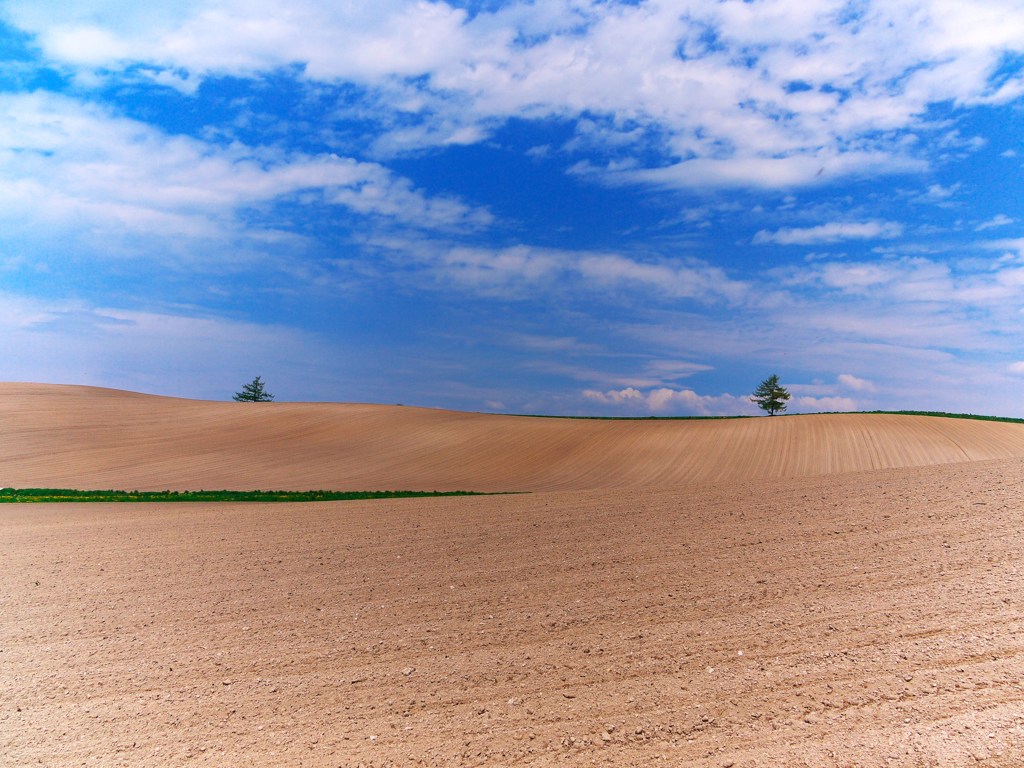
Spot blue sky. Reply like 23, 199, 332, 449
2, 0, 1024, 416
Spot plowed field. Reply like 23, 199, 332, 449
3, 384, 1024, 766
3, 383, 1024, 492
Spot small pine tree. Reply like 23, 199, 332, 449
751, 374, 790, 416
233, 376, 274, 402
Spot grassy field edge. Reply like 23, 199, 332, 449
0, 488, 504, 503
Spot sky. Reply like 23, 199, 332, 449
1, 0, 1024, 416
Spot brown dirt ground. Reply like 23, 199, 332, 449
3, 384, 1024, 492
3, 385, 1024, 766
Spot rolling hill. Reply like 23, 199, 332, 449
3, 382, 1024, 492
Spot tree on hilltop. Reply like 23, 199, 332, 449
751, 374, 790, 416
233, 376, 274, 402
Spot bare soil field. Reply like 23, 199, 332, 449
3, 384, 1024, 766
3, 384, 1024, 492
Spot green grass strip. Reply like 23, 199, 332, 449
0, 488, 497, 503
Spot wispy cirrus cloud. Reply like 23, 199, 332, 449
975, 214, 1014, 231
432, 243, 750, 303
754, 220, 904, 245
793, 254, 1024, 308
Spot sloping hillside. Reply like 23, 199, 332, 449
2, 382, 1024, 491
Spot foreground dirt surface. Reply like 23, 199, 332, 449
5, 456, 1024, 766
4, 384, 1024, 766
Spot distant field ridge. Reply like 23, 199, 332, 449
3, 383, 1024, 492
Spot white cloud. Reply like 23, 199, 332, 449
786, 374, 876, 405
797, 253, 1024, 309
438, 245, 562, 296
583, 386, 754, 416
788, 373, 877, 399
838, 373, 877, 392
754, 221, 904, 245
803, 258, 955, 301
621, 152, 925, 191
644, 359, 714, 381
432, 243, 750, 304
5, 1, 478, 81
984, 238, 1024, 256
922, 183, 961, 201
574, 254, 748, 303
583, 386, 644, 405
975, 214, 1014, 231
0, 91, 490, 260
1010, 362, 1024, 375
911, 182, 962, 206
8, 0, 1024, 188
